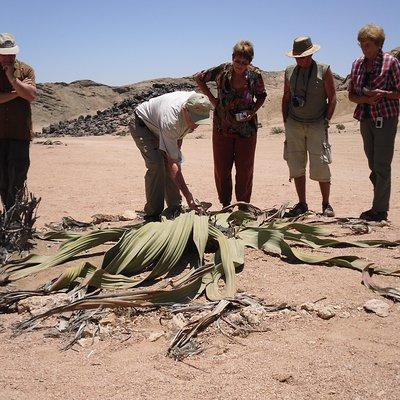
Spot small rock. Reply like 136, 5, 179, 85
122, 210, 137, 220
299, 309, 311, 317
300, 302, 316, 312
363, 299, 390, 317
317, 306, 336, 320
100, 313, 118, 326
339, 311, 351, 319
226, 312, 245, 325
273, 373, 294, 384
148, 332, 164, 342
240, 306, 266, 325
57, 317, 69, 332
171, 313, 187, 330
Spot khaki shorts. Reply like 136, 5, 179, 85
283, 117, 331, 182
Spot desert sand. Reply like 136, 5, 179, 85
1, 122, 400, 400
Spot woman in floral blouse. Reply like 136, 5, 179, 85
194, 40, 267, 207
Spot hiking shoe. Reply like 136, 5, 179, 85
163, 205, 182, 219
322, 203, 335, 217
143, 214, 161, 222
359, 209, 387, 222
284, 202, 308, 218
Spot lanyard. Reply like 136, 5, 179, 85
294, 61, 315, 101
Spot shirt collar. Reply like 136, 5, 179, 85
361, 49, 383, 69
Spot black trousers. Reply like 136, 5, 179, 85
0, 139, 30, 210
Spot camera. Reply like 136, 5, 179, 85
291, 95, 306, 108
235, 111, 248, 121
375, 117, 383, 129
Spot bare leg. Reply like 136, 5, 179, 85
319, 181, 331, 205
294, 175, 306, 204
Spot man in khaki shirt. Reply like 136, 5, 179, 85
0, 33, 36, 210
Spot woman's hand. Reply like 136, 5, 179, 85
363, 88, 386, 104
242, 111, 255, 122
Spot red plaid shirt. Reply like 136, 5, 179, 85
348, 50, 400, 121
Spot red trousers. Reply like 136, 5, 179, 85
212, 132, 257, 206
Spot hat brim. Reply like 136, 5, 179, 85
0, 45, 19, 55
286, 44, 320, 58
191, 113, 211, 125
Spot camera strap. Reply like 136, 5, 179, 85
294, 61, 315, 101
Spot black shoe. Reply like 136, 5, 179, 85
163, 205, 182, 219
322, 203, 335, 217
143, 214, 161, 222
359, 209, 387, 222
284, 202, 308, 218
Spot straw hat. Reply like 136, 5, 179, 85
286, 36, 320, 58
0, 33, 19, 55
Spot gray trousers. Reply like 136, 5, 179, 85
360, 117, 398, 212
0, 139, 30, 210
130, 115, 181, 217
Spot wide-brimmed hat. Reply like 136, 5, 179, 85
0, 33, 19, 55
286, 36, 320, 58
185, 93, 212, 125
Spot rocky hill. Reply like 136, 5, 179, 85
33, 70, 352, 137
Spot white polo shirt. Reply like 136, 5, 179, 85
135, 91, 196, 162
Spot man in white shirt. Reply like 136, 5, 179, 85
131, 91, 212, 221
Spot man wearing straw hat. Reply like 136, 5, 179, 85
282, 36, 337, 217
0, 33, 36, 211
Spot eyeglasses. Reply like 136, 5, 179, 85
358, 41, 375, 49
233, 58, 250, 66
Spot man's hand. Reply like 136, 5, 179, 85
166, 156, 199, 212
22, 78, 34, 86
3, 63, 16, 83
185, 193, 200, 211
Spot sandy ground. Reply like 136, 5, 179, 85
1, 124, 400, 400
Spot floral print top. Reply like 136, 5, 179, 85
195, 63, 267, 138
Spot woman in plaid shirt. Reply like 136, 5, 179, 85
349, 24, 400, 222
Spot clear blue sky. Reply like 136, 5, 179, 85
2, 0, 399, 85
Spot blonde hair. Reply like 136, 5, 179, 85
358, 24, 385, 48
232, 40, 254, 62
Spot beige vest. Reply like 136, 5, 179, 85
286, 60, 329, 123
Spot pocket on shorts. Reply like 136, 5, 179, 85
283, 140, 288, 161
321, 140, 332, 164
